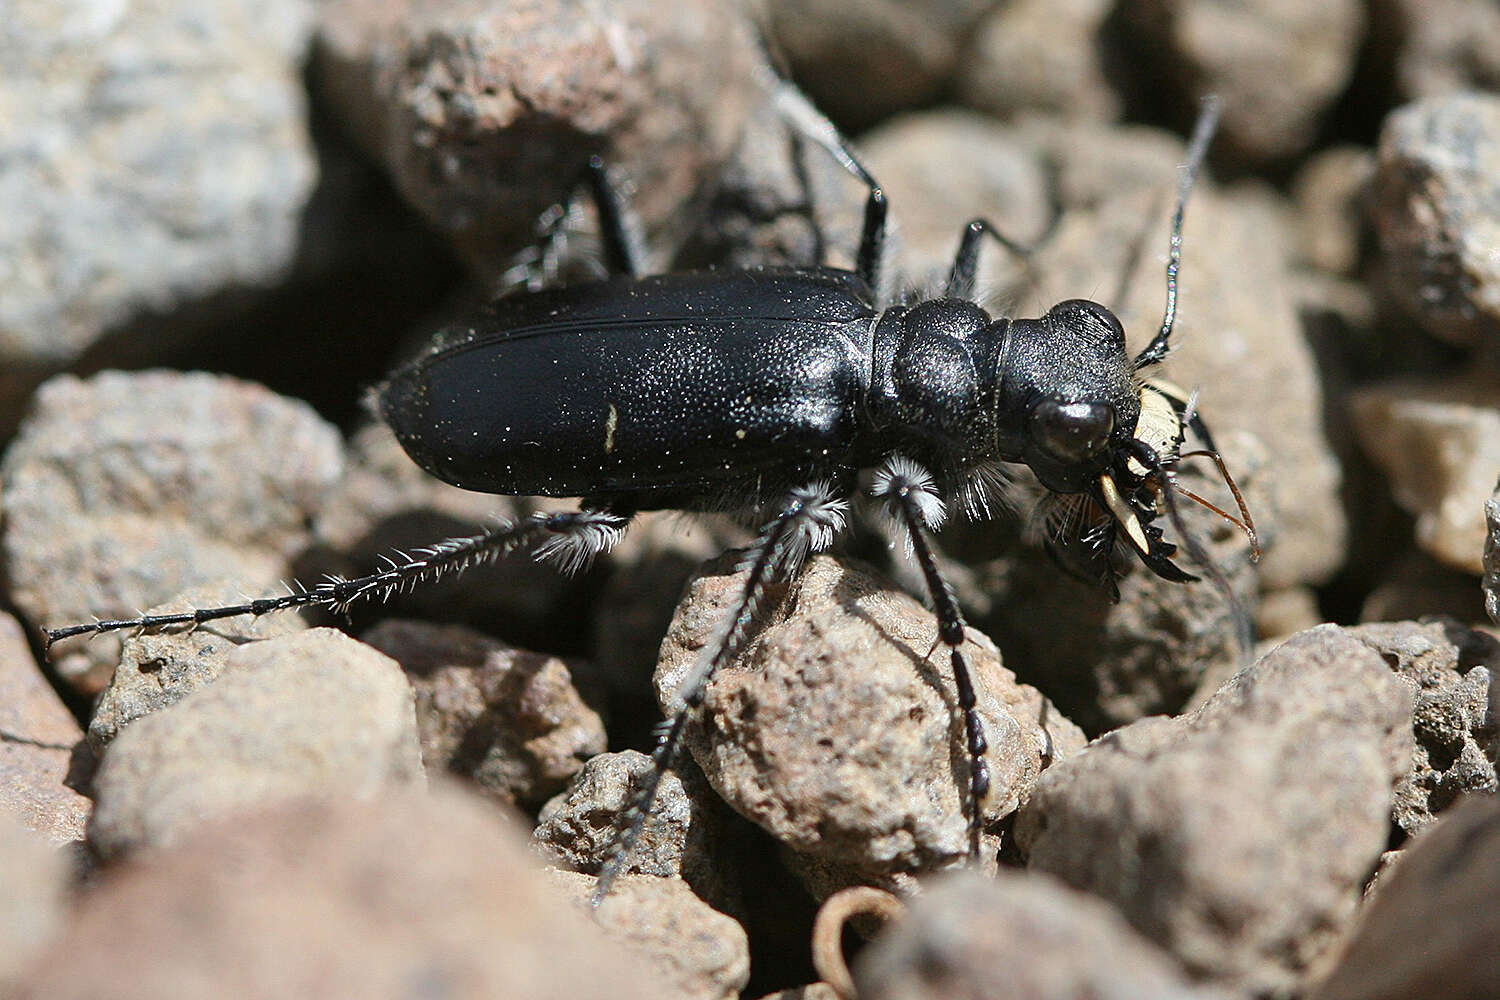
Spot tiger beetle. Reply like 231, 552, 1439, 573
46, 87, 1255, 904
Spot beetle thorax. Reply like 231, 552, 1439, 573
866, 299, 1004, 471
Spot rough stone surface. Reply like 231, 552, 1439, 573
0, 371, 343, 693
0, 810, 70, 990
1118, 0, 1365, 163
87, 583, 308, 753
549, 870, 750, 1000
0, 0, 317, 369
88, 629, 423, 859
14, 786, 660, 1000
956, 0, 1119, 124
362, 618, 604, 807
656, 555, 1087, 884
1309, 794, 1500, 1000
534, 750, 737, 912
1017, 626, 1414, 996
1350, 375, 1500, 574
1347, 619, 1498, 836
1487, 481, 1500, 625
316, 0, 760, 280
1371, 93, 1500, 344
856, 870, 1227, 1000
763, 0, 994, 131
0, 612, 90, 844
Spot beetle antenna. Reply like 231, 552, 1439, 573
1134, 95, 1221, 370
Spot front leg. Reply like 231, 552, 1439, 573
870, 456, 990, 861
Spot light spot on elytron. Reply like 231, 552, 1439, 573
604, 403, 618, 454
735, 429, 746, 440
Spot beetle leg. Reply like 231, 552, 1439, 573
41, 509, 631, 650
584, 156, 645, 279
869, 455, 990, 863
592, 482, 848, 906
770, 81, 889, 296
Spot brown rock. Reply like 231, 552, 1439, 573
363, 618, 604, 807
534, 750, 738, 913
956, 0, 1121, 124
1017, 626, 1415, 995
88, 582, 308, 753
1350, 374, 1500, 573
859, 110, 1051, 294
657, 555, 1086, 884
1347, 619, 1498, 836
316, 0, 760, 280
1371, 93, 1500, 344
0, 371, 342, 692
0, 810, 70, 990
0, 612, 89, 844
550, 870, 750, 1000
88, 629, 424, 858
855, 870, 1228, 1000
763, 0, 994, 131
1117, 0, 1366, 164
14, 786, 659, 1000
1309, 794, 1500, 1000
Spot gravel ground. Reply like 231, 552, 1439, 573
2, 1, 1498, 997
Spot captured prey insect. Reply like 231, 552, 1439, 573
46, 88, 1255, 901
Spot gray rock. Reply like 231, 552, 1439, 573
1386, 0, 1500, 100
1347, 619, 1498, 836
656, 554, 1086, 884
1350, 374, 1500, 574
88, 629, 423, 858
855, 870, 1228, 1000
316, 0, 760, 280
956, 0, 1121, 123
0, 612, 90, 844
0, 371, 343, 693
1486, 480, 1500, 625
549, 870, 750, 1000
534, 750, 736, 911
1017, 626, 1414, 996
15, 785, 660, 1000
362, 619, 604, 807
1308, 794, 1500, 1000
0, 811, 70, 990
0, 0, 316, 369
88, 583, 308, 753
1371, 93, 1500, 344
1117, 0, 1366, 164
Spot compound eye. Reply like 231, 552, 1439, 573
1031, 399, 1115, 464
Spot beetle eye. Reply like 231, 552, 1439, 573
1031, 399, 1115, 463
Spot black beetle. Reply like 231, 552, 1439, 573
46, 88, 1253, 898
